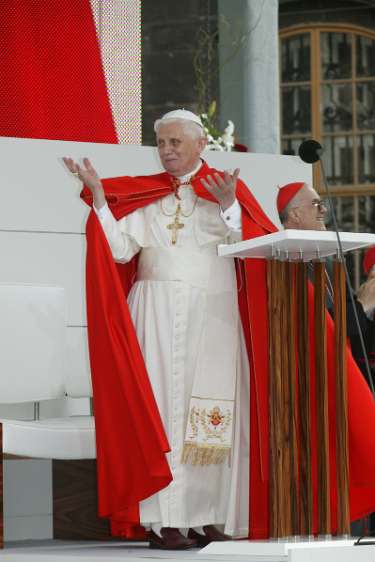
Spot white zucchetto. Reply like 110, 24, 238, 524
154, 109, 204, 132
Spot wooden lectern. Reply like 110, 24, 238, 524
218, 230, 375, 540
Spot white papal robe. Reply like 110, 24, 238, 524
95, 180, 250, 536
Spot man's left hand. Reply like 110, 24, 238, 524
200, 168, 240, 211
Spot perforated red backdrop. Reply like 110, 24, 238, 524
0, 0, 118, 143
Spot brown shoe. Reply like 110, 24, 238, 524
148, 528, 198, 550
187, 528, 210, 547
188, 525, 232, 547
203, 525, 232, 541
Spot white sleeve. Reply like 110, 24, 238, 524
94, 202, 111, 221
220, 199, 242, 232
93, 202, 141, 263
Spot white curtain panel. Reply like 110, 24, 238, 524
90, 0, 142, 144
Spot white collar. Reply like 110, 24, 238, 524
176, 160, 203, 183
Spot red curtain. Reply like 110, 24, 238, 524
0, 0, 117, 143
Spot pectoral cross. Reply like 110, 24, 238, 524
167, 203, 184, 244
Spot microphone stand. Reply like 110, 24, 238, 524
318, 157, 375, 398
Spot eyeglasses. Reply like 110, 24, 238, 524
290, 200, 327, 213
312, 200, 327, 212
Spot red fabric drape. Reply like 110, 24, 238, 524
86, 210, 173, 536
0, 0, 117, 142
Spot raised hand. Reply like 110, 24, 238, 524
63, 157, 106, 209
200, 168, 240, 211
357, 275, 375, 314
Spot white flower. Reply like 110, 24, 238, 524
224, 120, 234, 135
206, 139, 224, 151
200, 112, 236, 152
222, 120, 235, 151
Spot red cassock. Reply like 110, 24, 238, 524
82, 161, 375, 539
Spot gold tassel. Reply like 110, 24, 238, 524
181, 442, 230, 466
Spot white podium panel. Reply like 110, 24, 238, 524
200, 539, 375, 562
218, 230, 375, 261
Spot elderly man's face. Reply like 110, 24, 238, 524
156, 121, 206, 177
288, 185, 327, 231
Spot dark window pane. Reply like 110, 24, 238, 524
322, 135, 353, 185
327, 197, 357, 286
328, 197, 354, 230
357, 36, 375, 78
358, 195, 375, 232
321, 32, 352, 80
357, 82, 375, 130
326, 197, 356, 286
282, 86, 311, 134
326, 197, 356, 285
281, 34, 310, 82
281, 137, 307, 155
358, 134, 375, 184
357, 195, 375, 284
322, 84, 353, 133
332, 197, 354, 228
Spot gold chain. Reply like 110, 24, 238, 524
160, 195, 198, 218
160, 190, 198, 245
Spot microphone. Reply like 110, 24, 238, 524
298, 139, 375, 396
298, 139, 324, 163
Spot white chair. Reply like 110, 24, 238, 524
0, 284, 96, 545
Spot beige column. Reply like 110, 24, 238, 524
218, 0, 280, 154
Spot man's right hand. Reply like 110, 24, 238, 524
357, 275, 375, 314
63, 157, 106, 209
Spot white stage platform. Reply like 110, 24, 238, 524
1, 539, 375, 562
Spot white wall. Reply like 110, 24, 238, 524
0, 137, 311, 540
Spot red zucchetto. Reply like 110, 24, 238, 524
363, 246, 375, 275
277, 181, 305, 214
